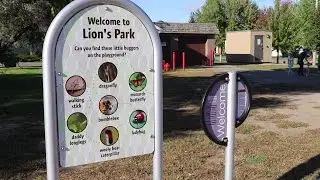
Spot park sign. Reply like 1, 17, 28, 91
42, 0, 163, 174
201, 73, 252, 146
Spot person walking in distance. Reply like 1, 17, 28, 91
297, 47, 307, 76
288, 52, 294, 76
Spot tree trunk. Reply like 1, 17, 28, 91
220, 47, 224, 63
277, 47, 279, 64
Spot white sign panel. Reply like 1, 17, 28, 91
55, 4, 155, 167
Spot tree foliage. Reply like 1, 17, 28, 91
255, 7, 272, 30
189, 10, 201, 23
192, 0, 320, 59
270, 0, 300, 53
48, 0, 74, 16
269, 0, 301, 62
0, 0, 73, 66
193, 0, 259, 50
295, 0, 320, 49
196, 0, 227, 49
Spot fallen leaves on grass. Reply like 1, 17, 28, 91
236, 129, 320, 180
30, 129, 320, 180
274, 120, 309, 129
252, 109, 309, 129
254, 110, 291, 122
236, 124, 262, 135
245, 154, 268, 164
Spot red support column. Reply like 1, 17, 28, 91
182, 52, 186, 70
213, 49, 215, 65
172, 51, 176, 71
210, 49, 213, 66
162, 60, 165, 71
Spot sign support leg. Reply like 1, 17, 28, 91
153, 124, 163, 180
224, 71, 237, 180
153, 54, 163, 180
43, 54, 59, 180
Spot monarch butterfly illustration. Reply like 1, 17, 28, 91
130, 77, 146, 87
129, 72, 146, 87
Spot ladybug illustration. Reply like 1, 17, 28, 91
133, 111, 145, 123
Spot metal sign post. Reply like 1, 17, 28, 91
224, 71, 237, 180
43, 0, 163, 179
201, 73, 251, 146
201, 71, 251, 180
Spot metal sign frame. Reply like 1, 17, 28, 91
42, 0, 163, 179
200, 73, 252, 146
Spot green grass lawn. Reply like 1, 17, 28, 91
1, 66, 320, 180
0, 67, 44, 179
0, 68, 42, 75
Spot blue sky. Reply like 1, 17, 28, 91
131, 0, 273, 23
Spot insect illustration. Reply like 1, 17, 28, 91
100, 126, 119, 146
99, 100, 112, 112
130, 76, 146, 87
133, 111, 146, 123
65, 75, 86, 97
105, 129, 113, 145
70, 79, 80, 93
129, 72, 147, 91
98, 62, 117, 83
99, 95, 118, 115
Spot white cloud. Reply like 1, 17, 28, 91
184, 0, 205, 12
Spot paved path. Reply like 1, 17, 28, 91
204, 65, 320, 85
0, 62, 42, 68
200, 65, 320, 136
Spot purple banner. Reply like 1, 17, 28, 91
202, 73, 251, 146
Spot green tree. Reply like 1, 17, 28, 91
197, 0, 228, 50
48, 0, 74, 17
189, 10, 201, 23
227, 0, 259, 31
255, 7, 272, 30
312, 9, 320, 48
195, 0, 259, 51
295, 0, 317, 49
0, 0, 52, 66
269, 0, 299, 63
0, 0, 72, 66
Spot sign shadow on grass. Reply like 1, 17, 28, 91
163, 73, 291, 137
277, 154, 320, 180
0, 73, 45, 179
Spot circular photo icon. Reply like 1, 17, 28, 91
99, 95, 118, 115
65, 75, 86, 97
129, 72, 147, 92
67, 112, 88, 133
100, 126, 119, 146
98, 62, 118, 83
129, 110, 147, 129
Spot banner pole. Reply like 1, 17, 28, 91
224, 71, 237, 180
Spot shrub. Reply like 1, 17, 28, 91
0, 50, 18, 67
17, 53, 41, 62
